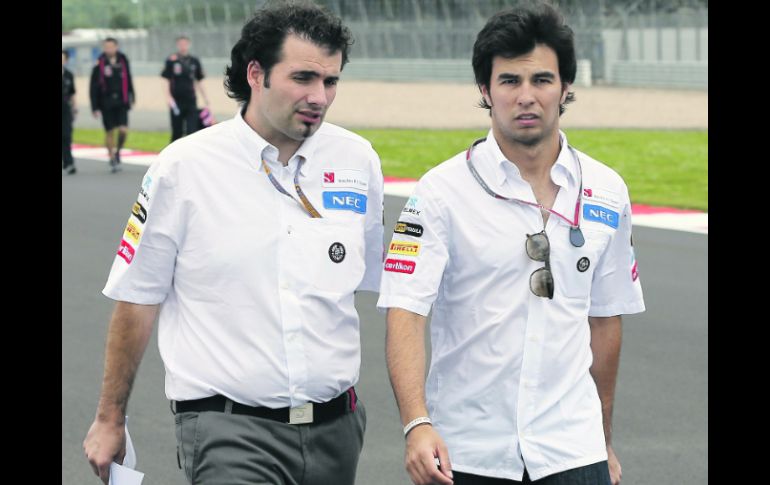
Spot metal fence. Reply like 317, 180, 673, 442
62, 0, 708, 89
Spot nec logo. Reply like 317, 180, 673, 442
117, 239, 135, 264
324, 172, 335, 183
583, 204, 619, 229
322, 191, 368, 214
384, 258, 416, 274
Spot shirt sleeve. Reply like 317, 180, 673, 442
161, 59, 172, 79
588, 183, 646, 317
194, 58, 205, 81
356, 149, 385, 292
376, 177, 450, 316
89, 64, 100, 111
102, 154, 184, 304
124, 55, 135, 102
68, 72, 76, 96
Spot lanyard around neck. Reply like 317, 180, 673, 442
465, 137, 585, 247
261, 158, 322, 218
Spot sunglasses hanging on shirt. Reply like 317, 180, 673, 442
465, 137, 585, 248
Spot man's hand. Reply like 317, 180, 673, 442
607, 445, 622, 484
92, 110, 101, 119
405, 425, 453, 485
83, 418, 126, 484
82, 302, 157, 483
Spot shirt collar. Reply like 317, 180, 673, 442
485, 129, 578, 190
552, 131, 578, 189
233, 108, 320, 177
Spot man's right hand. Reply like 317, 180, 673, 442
405, 425, 453, 485
83, 418, 126, 484
92, 110, 101, 119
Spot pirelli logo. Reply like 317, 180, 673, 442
124, 221, 141, 244
389, 240, 420, 256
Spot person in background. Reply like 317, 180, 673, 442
62, 49, 77, 175
162, 35, 210, 142
89, 37, 135, 173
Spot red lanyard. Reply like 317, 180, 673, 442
465, 137, 585, 247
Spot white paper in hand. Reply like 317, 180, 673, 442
108, 417, 145, 485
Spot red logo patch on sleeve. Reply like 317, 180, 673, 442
117, 239, 136, 264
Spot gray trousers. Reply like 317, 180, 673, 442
174, 400, 366, 485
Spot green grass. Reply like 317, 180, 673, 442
73, 129, 173, 153
74, 127, 707, 211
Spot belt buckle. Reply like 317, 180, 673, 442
289, 403, 314, 424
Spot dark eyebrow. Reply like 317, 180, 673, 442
533, 71, 556, 79
498, 73, 520, 82
292, 70, 321, 79
292, 70, 339, 83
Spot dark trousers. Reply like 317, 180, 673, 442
170, 101, 199, 142
175, 400, 366, 485
62, 107, 74, 168
454, 461, 611, 485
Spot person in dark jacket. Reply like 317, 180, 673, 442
162, 35, 210, 141
62, 49, 77, 175
89, 38, 135, 173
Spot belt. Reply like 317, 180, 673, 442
173, 387, 358, 425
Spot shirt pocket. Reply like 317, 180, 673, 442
555, 227, 612, 300
290, 218, 366, 294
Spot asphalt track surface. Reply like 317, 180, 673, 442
62, 158, 707, 484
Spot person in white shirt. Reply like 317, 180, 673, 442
83, 4, 383, 484
378, 4, 645, 485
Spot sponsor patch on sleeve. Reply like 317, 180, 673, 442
384, 258, 416, 274
631, 243, 640, 281
394, 221, 423, 237
123, 221, 142, 245
138, 175, 153, 203
131, 202, 147, 224
117, 239, 136, 264
401, 196, 421, 216
388, 240, 420, 256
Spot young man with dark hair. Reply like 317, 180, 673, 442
89, 37, 135, 173
162, 35, 209, 141
380, 4, 645, 485
83, 3, 383, 484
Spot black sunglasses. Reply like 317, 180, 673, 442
526, 231, 554, 299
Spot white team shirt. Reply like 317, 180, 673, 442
103, 111, 384, 408
377, 130, 644, 480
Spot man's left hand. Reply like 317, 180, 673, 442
607, 445, 622, 484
